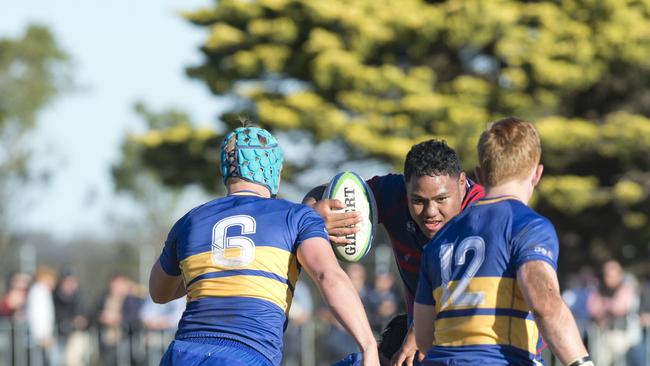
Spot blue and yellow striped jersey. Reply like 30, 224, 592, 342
158, 193, 328, 365
415, 196, 558, 365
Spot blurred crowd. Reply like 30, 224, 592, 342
0, 262, 401, 366
0, 267, 185, 366
561, 259, 650, 366
284, 264, 402, 366
1, 259, 649, 366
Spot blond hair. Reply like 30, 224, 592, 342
477, 117, 541, 187
34, 265, 57, 285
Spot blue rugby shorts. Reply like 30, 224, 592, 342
160, 338, 273, 366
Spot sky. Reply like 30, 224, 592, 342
1, 0, 223, 239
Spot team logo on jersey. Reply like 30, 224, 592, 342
406, 221, 416, 233
534, 246, 554, 260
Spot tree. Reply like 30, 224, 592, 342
119, 0, 650, 270
0, 25, 71, 247
111, 103, 221, 245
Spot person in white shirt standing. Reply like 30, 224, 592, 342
26, 266, 58, 363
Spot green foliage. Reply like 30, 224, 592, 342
122, 0, 650, 267
112, 103, 223, 195
0, 25, 70, 246
0, 25, 69, 129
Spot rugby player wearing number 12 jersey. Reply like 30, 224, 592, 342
305, 140, 483, 366
414, 118, 591, 366
149, 126, 379, 366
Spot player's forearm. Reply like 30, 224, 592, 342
534, 302, 588, 365
413, 303, 436, 354
413, 324, 431, 355
415, 325, 435, 354
518, 262, 589, 365
317, 268, 376, 351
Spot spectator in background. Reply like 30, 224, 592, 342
54, 269, 88, 366
139, 294, 185, 363
93, 273, 144, 366
346, 264, 369, 303
587, 259, 641, 366
332, 314, 410, 366
562, 266, 598, 346
283, 281, 314, 366
637, 271, 650, 365
366, 269, 397, 335
320, 310, 359, 364
139, 295, 184, 332
0, 272, 31, 320
26, 266, 58, 363
319, 264, 372, 363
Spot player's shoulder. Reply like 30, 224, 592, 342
367, 173, 406, 204
506, 199, 550, 221
282, 199, 311, 214
367, 173, 404, 189
167, 199, 217, 238
503, 200, 555, 237
270, 197, 307, 210
176, 196, 232, 222
271, 198, 324, 223
462, 197, 550, 232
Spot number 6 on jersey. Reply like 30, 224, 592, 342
211, 215, 257, 267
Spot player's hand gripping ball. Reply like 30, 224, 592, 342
322, 172, 377, 262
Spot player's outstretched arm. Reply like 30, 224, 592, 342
297, 237, 379, 366
517, 261, 591, 366
149, 260, 186, 304
303, 185, 361, 245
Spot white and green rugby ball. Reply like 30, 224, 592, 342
322, 171, 378, 262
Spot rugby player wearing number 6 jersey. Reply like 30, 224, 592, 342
149, 126, 379, 366
414, 118, 591, 366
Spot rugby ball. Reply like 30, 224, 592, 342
322, 171, 377, 262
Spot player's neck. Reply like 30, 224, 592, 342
226, 181, 271, 198
484, 181, 533, 206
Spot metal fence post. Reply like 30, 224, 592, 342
301, 320, 316, 366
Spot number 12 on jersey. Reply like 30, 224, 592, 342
439, 236, 486, 311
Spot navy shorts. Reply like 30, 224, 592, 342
160, 338, 273, 366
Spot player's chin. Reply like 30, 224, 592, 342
422, 222, 443, 238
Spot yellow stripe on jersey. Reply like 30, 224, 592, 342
433, 277, 528, 313
179, 246, 299, 312
434, 315, 539, 353
430, 276, 539, 353
186, 275, 293, 311
180, 246, 299, 289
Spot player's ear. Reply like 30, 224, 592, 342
457, 171, 466, 192
531, 164, 543, 187
458, 171, 466, 185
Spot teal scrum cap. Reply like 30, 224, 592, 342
220, 127, 284, 195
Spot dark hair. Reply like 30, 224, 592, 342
378, 314, 408, 360
404, 139, 461, 182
